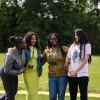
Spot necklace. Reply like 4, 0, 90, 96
51, 46, 58, 60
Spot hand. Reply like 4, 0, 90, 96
8, 48, 14, 53
70, 70, 77, 77
68, 68, 73, 74
22, 67, 25, 72
45, 46, 48, 49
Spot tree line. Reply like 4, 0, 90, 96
0, 0, 100, 54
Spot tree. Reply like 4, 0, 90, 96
0, 0, 100, 54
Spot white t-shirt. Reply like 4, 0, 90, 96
67, 43, 91, 77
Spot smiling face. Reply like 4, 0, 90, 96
75, 32, 79, 42
50, 35, 58, 46
74, 32, 80, 44
30, 35, 37, 46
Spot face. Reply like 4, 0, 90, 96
19, 39, 27, 50
75, 33, 79, 43
50, 35, 58, 46
30, 35, 37, 46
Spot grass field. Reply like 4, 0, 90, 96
0, 94, 99, 100
14, 94, 100, 100
0, 53, 100, 94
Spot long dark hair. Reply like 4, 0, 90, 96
24, 31, 41, 49
74, 29, 92, 64
48, 33, 66, 56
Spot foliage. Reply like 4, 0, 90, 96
0, 0, 100, 53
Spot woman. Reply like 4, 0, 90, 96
23, 31, 42, 100
42, 33, 69, 100
65, 29, 92, 100
0, 36, 26, 100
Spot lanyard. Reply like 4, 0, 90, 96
30, 46, 34, 60
51, 47, 58, 60
14, 47, 24, 66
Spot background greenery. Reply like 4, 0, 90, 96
0, 0, 100, 54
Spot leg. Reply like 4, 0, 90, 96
49, 77, 57, 100
1, 74, 16, 100
0, 93, 5, 100
23, 70, 39, 100
0, 70, 5, 100
78, 77, 89, 100
14, 76, 18, 95
57, 75, 68, 100
68, 76, 78, 100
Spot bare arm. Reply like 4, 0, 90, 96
42, 58, 46, 66
63, 57, 70, 72
41, 50, 47, 66
64, 57, 70, 67
71, 54, 90, 77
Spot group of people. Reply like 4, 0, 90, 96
0, 29, 91, 100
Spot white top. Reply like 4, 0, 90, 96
67, 43, 91, 77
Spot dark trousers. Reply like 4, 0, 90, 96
0, 73, 18, 100
68, 76, 89, 100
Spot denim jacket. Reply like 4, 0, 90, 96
24, 48, 42, 77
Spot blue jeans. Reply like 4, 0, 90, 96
49, 75, 68, 100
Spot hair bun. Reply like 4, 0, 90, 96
9, 36, 16, 43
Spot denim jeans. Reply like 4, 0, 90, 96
49, 75, 68, 100
0, 73, 18, 100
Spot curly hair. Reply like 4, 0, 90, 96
24, 31, 41, 49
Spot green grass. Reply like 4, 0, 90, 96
0, 94, 99, 100
88, 55, 100, 93
0, 53, 100, 93
15, 94, 100, 100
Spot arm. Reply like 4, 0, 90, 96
42, 58, 46, 66
4, 53, 25, 76
41, 50, 47, 66
71, 43, 91, 77
63, 57, 70, 70
63, 46, 70, 69
71, 54, 90, 77
64, 57, 70, 67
